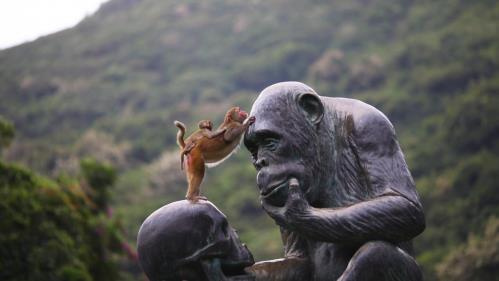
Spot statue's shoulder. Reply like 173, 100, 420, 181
323, 97, 392, 127
323, 97, 397, 146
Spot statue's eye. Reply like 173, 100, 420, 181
262, 138, 279, 151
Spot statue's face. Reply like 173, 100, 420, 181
245, 112, 305, 206
244, 83, 324, 206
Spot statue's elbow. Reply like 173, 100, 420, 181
409, 204, 426, 238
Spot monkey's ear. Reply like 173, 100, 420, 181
297, 93, 324, 125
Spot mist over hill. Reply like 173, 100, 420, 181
1, 0, 498, 280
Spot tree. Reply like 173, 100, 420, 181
0, 116, 14, 153
437, 216, 499, 281
80, 158, 117, 211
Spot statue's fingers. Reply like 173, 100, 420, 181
261, 200, 286, 223
287, 178, 303, 202
261, 199, 281, 214
289, 178, 300, 191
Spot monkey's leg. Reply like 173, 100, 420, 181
185, 150, 206, 203
181, 142, 197, 170
337, 241, 422, 281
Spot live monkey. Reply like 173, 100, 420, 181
174, 107, 255, 202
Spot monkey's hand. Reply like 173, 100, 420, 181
244, 116, 256, 126
223, 116, 256, 142
261, 178, 311, 230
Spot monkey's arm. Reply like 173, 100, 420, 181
224, 116, 255, 142
264, 113, 425, 244
203, 129, 226, 139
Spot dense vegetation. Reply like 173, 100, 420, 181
0, 0, 498, 280
0, 121, 136, 281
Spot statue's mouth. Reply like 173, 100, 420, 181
260, 180, 288, 198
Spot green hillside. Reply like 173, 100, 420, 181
1, 0, 498, 280
0, 122, 135, 281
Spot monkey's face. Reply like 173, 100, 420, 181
228, 107, 248, 123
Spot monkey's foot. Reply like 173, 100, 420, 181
186, 195, 208, 203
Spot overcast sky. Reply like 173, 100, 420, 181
0, 0, 110, 50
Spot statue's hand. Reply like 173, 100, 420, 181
261, 178, 311, 229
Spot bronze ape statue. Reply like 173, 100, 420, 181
243, 82, 425, 281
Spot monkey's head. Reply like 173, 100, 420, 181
198, 120, 213, 130
225, 106, 249, 124
244, 82, 334, 207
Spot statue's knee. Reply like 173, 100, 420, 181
338, 241, 422, 281
345, 241, 398, 272
356, 241, 399, 262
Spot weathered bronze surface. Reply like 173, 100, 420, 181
243, 82, 425, 281
137, 200, 255, 281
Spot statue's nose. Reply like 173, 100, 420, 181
254, 158, 268, 170
256, 169, 268, 191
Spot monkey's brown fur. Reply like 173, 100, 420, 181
174, 107, 255, 202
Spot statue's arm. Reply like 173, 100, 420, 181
266, 112, 425, 244
246, 229, 310, 281
291, 193, 424, 244
247, 257, 309, 281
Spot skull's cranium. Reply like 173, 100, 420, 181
137, 200, 255, 281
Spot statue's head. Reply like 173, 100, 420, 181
137, 200, 254, 281
244, 82, 333, 207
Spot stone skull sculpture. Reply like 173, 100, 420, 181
137, 200, 255, 281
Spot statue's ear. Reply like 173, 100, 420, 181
297, 93, 324, 125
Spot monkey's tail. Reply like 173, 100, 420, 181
174, 121, 186, 170
174, 121, 186, 149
